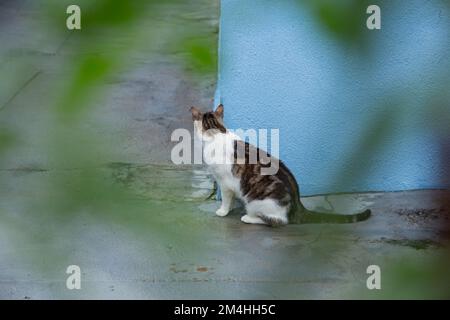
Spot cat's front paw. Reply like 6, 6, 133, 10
215, 207, 229, 217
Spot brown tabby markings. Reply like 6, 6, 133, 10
191, 104, 225, 133
192, 105, 305, 225
202, 112, 226, 133
232, 140, 303, 222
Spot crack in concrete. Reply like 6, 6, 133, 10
0, 70, 41, 112
324, 195, 335, 211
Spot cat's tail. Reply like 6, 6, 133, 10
291, 207, 371, 224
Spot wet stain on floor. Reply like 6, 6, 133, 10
196, 266, 209, 272
371, 237, 443, 250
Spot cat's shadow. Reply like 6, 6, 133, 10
227, 206, 245, 217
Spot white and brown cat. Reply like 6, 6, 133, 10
191, 104, 371, 226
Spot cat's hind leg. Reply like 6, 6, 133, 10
245, 199, 288, 226
241, 214, 266, 224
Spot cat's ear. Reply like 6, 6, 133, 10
190, 107, 202, 121
215, 104, 224, 118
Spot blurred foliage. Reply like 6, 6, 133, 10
59, 55, 114, 117
0, 0, 449, 299
0, 129, 14, 154
303, 0, 371, 46
0, 0, 219, 276
182, 38, 217, 74
300, 0, 450, 299
297, 0, 372, 54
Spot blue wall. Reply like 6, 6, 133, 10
218, 0, 450, 195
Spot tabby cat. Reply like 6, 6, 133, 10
191, 104, 371, 226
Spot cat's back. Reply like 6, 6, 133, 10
231, 140, 300, 209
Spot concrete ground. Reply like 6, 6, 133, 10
0, 163, 449, 299
1, 1, 449, 300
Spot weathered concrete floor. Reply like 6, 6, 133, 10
1, 1, 449, 300
0, 164, 449, 299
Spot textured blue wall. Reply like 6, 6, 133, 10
218, 0, 450, 195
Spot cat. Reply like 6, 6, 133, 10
190, 104, 371, 226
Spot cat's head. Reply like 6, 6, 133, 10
190, 104, 226, 139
